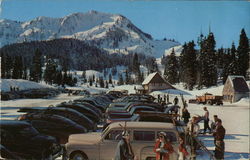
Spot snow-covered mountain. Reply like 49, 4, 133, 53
0, 10, 180, 57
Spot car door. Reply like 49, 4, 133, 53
131, 130, 156, 160
99, 129, 123, 160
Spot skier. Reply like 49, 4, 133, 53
182, 108, 190, 124
213, 119, 225, 160
186, 117, 200, 159
173, 96, 179, 105
114, 131, 134, 160
203, 107, 211, 134
154, 132, 174, 160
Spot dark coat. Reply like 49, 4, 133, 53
182, 110, 190, 124
213, 125, 226, 141
114, 138, 133, 160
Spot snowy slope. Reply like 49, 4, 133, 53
0, 11, 180, 57
0, 79, 55, 92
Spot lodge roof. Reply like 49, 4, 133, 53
228, 75, 249, 93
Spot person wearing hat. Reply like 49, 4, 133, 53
186, 116, 200, 159
213, 119, 226, 160
154, 132, 174, 160
114, 130, 134, 160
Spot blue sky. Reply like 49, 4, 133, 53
1, 0, 250, 48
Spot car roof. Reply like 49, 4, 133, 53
108, 121, 175, 130
0, 120, 31, 128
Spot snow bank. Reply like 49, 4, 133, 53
150, 89, 191, 96
0, 79, 54, 92
234, 98, 250, 107
111, 85, 141, 94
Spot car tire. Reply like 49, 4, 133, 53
70, 151, 88, 160
207, 100, 213, 105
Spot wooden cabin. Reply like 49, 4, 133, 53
141, 72, 175, 94
222, 75, 249, 102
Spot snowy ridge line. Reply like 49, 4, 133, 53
0, 10, 180, 57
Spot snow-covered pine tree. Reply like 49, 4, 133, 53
199, 32, 217, 88
227, 42, 240, 77
44, 58, 57, 85
118, 73, 124, 85
237, 28, 249, 77
164, 48, 179, 84
109, 74, 113, 84
182, 41, 197, 90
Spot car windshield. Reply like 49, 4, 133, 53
18, 126, 39, 137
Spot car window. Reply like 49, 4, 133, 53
156, 131, 177, 142
133, 131, 155, 141
105, 130, 123, 140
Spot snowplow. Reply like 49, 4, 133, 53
189, 93, 223, 105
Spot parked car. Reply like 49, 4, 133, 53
18, 106, 96, 131
72, 101, 102, 117
75, 98, 106, 113
66, 121, 180, 160
107, 106, 158, 119
0, 120, 62, 159
18, 113, 87, 144
56, 103, 100, 123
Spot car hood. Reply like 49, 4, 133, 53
68, 132, 102, 145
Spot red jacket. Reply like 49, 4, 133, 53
153, 140, 174, 160
179, 144, 189, 157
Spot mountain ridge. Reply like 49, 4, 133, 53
0, 10, 180, 57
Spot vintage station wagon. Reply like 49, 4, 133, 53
66, 122, 180, 160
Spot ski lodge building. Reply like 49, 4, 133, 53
137, 72, 175, 94
222, 75, 249, 102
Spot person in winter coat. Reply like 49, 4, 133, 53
213, 119, 226, 160
154, 132, 174, 160
178, 135, 189, 160
186, 116, 200, 159
182, 108, 190, 124
173, 96, 179, 105
114, 131, 134, 160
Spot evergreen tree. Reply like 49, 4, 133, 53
44, 59, 57, 85
179, 43, 187, 82
118, 73, 124, 85
199, 32, 217, 88
227, 43, 240, 76
82, 71, 86, 79
5, 54, 13, 79
125, 69, 131, 84
181, 41, 197, 90
111, 67, 117, 76
99, 76, 105, 88
1, 53, 6, 78
132, 53, 140, 80
55, 71, 62, 86
23, 65, 28, 80
11, 56, 21, 79
62, 71, 68, 86
30, 49, 43, 82
105, 81, 109, 89
237, 28, 249, 77
164, 48, 179, 84
89, 77, 93, 86
109, 74, 113, 84
92, 75, 95, 83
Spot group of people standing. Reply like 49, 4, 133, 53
114, 95, 226, 160
185, 107, 226, 160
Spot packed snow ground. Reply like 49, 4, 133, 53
0, 79, 249, 159
0, 79, 55, 92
